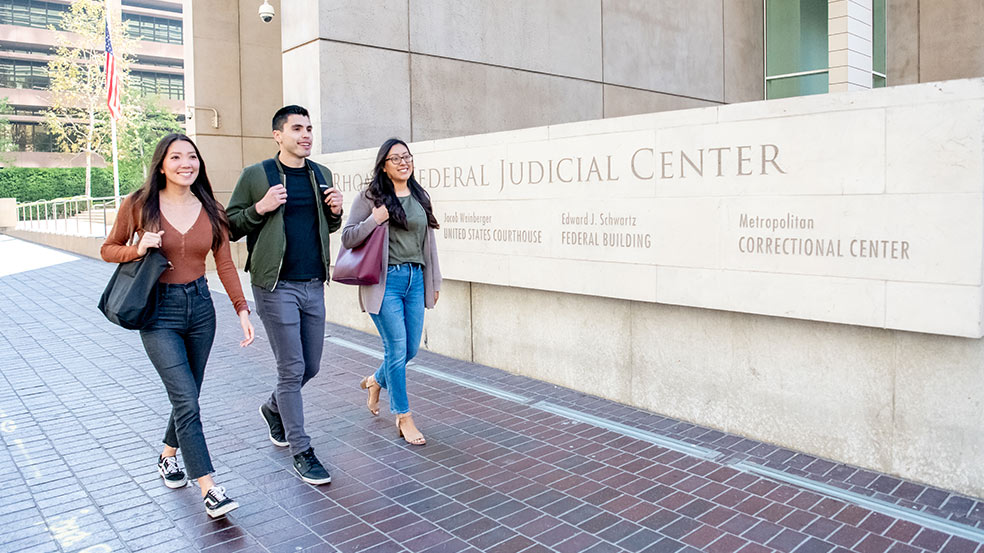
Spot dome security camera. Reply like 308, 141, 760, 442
258, 1, 274, 23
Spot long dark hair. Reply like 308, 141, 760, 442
364, 138, 439, 230
130, 133, 230, 250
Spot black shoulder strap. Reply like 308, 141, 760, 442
261, 158, 280, 187
306, 159, 328, 187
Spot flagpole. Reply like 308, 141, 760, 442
106, 1, 120, 208
111, 116, 119, 207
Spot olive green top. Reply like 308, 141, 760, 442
387, 194, 427, 266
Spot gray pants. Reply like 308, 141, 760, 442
252, 279, 325, 456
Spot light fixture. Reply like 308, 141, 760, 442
186, 105, 220, 129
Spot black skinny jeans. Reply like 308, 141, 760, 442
139, 276, 216, 479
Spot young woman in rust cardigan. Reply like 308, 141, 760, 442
101, 133, 254, 518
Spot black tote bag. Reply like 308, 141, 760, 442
98, 249, 171, 330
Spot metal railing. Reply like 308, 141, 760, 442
16, 196, 120, 237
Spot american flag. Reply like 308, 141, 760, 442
104, 21, 120, 120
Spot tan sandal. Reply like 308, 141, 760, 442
359, 375, 380, 416
396, 413, 425, 446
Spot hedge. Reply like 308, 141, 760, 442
0, 166, 143, 203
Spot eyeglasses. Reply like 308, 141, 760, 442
386, 154, 413, 164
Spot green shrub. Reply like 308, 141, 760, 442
0, 165, 143, 203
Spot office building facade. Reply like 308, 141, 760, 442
0, 0, 185, 168
282, 0, 984, 155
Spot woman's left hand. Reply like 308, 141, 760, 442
238, 310, 255, 347
434, 291, 439, 305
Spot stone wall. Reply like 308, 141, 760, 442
279, 0, 764, 154
313, 79, 984, 497
888, 0, 984, 85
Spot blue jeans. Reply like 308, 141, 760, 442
370, 263, 425, 415
252, 279, 325, 456
139, 276, 216, 480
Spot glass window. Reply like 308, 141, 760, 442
872, 0, 886, 88
765, 0, 829, 99
766, 72, 829, 99
0, 58, 49, 89
11, 122, 55, 152
122, 13, 182, 44
10, 105, 45, 116
131, 71, 184, 100
12, 3, 30, 27
47, 4, 60, 27
766, 0, 829, 74
0, 0, 69, 30
767, 0, 888, 98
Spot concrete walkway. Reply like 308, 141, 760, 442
1, 234, 982, 553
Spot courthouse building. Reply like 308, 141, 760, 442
293, 0, 984, 499
31, 0, 984, 498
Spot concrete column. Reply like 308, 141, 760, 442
828, 0, 873, 92
279, 1, 412, 153
0, 199, 16, 229
919, 0, 984, 83
184, 0, 283, 204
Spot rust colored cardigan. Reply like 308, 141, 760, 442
101, 195, 248, 314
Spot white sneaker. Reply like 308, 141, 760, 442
203, 486, 239, 518
157, 455, 187, 489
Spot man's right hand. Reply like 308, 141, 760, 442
256, 184, 287, 215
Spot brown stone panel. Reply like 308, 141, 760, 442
724, 0, 765, 103
887, 0, 920, 85
918, 0, 984, 82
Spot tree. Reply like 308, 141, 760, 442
0, 97, 13, 166
120, 93, 182, 182
44, 0, 132, 198
45, 1, 184, 197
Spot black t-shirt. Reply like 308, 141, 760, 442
279, 164, 325, 281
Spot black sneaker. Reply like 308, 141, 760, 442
203, 486, 239, 518
157, 455, 187, 489
293, 447, 331, 485
259, 404, 288, 447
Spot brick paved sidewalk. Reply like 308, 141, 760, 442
1, 234, 982, 553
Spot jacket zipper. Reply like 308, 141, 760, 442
270, 166, 286, 291
311, 167, 328, 284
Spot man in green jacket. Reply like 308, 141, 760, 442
226, 105, 342, 486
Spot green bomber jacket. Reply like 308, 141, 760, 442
226, 156, 342, 291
